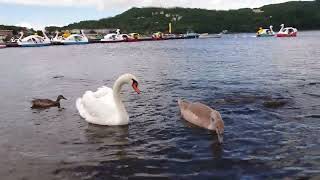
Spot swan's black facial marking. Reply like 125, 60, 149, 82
131, 79, 140, 94
132, 79, 138, 86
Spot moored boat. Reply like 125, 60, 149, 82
100, 29, 128, 43
17, 30, 51, 47
152, 32, 163, 40
183, 31, 199, 39
58, 30, 89, 45
163, 34, 177, 39
276, 24, 297, 37
256, 25, 275, 37
128, 33, 140, 42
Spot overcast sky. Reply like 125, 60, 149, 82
0, 0, 311, 29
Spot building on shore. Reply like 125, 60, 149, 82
252, 8, 264, 13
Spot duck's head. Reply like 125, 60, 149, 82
57, 95, 67, 101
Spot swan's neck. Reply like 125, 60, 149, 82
81, 30, 87, 39
112, 76, 129, 119
19, 32, 23, 40
42, 30, 48, 40
54, 32, 59, 39
270, 26, 274, 33
279, 24, 284, 32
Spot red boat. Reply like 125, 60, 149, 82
276, 24, 298, 37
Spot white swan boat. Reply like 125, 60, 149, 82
256, 25, 275, 37
100, 29, 129, 43
276, 24, 297, 37
53, 30, 89, 45
17, 30, 51, 47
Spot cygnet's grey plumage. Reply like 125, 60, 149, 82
178, 99, 224, 143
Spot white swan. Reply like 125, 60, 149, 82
76, 74, 141, 126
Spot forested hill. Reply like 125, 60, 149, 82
62, 1, 320, 34
0, 25, 26, 33
1, 1, 320, 34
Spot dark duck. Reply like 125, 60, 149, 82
31, 95, 67, 109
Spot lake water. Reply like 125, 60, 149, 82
0, 31, 319, 180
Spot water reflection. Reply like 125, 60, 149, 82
85, 124, 130, 160
210, 141, 224, 159
85, 124, 129, 142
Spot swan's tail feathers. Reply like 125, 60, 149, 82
76, 98, 86, 119
178, 99, 189, 110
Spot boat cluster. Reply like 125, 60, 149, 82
256, 24, 298, 37
0, 24, 298, 49
0, 29, 222, 48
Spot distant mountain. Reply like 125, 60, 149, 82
0, 25, 27, 33
1, 1, 320, 34
62, 1, 320, 34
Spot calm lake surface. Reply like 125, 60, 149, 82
0, 31, 319, 180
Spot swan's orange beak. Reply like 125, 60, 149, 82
132, 82, 140, 94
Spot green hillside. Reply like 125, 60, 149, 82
63, 1, 320, 34
0, 25, 27, 33
1, 1, 320, 34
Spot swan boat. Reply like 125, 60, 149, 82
128, 33, 140, 41
276, 24, 297, 37
100, 29, 129, 43
53, 30, 89, 45
256, 25, 275, 37
152, 32, 164, 40
17, 30, 51, 47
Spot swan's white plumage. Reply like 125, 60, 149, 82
76, 86, 128, 126
76, 73, 140, 126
